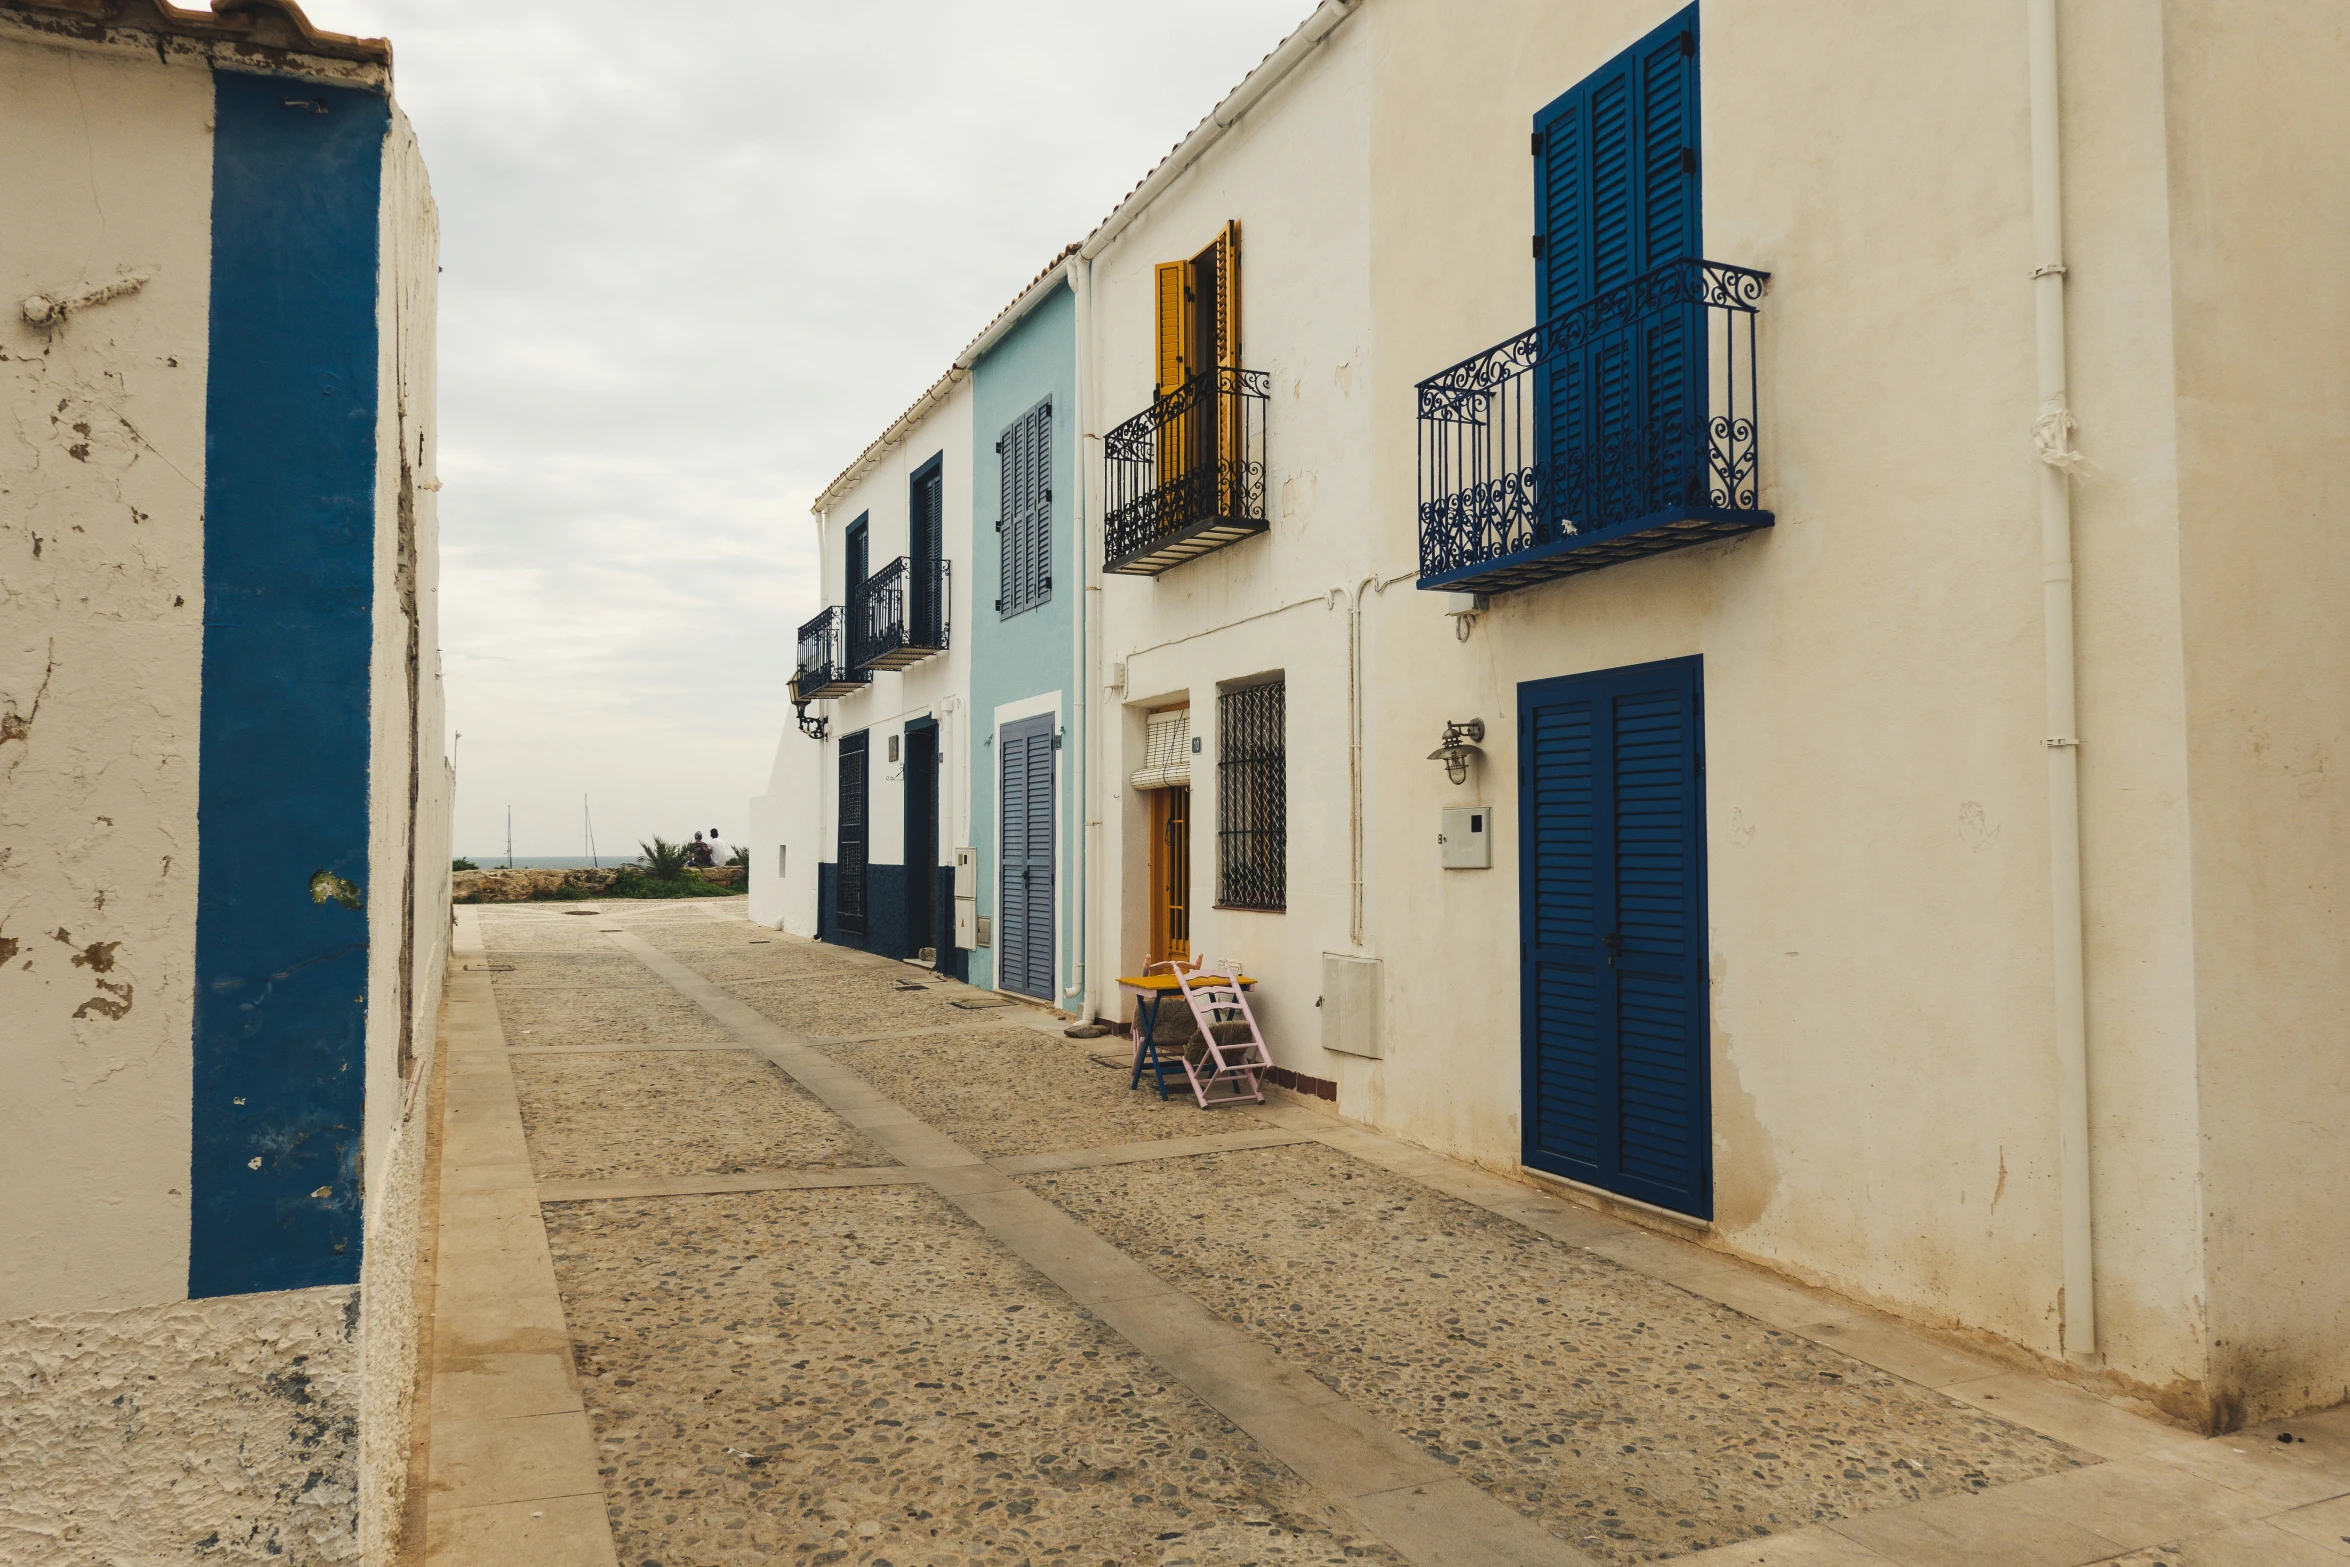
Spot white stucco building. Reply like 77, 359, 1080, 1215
0, 2, 448, 1556
1072, 0, 2350, 1434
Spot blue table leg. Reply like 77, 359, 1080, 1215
1128, 993, 1172, 1100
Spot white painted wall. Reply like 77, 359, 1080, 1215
1082, 0, 2350, 1428
799, 376, 977, 946
357, 98, 448, 1563
1091, 13, 1376, 1061
748, 725, 820, 933
0, 22, 219, 1320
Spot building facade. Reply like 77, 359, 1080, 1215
775, 262, 1086, 1002
0, 1, 449, 1556
1069, 0, 2350, 1433
792, 364, 976, 971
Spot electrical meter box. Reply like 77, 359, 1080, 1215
1439, 806, 1493, 868
953, 847, 978, 947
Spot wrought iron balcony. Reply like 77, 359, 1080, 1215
849, 555, 950, 672
1415, 257, 1771, 594
790, 604, 870, 702
1104, 366, 1270, 576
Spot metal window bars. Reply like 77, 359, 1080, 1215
790, 604, 870, 703
1216, 680, 1286, 911
1104, 366, 1271, 576
849, 555, 951, 673
1415, 257, 1771, 594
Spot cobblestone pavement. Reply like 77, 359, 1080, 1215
443, 901, 2350, 1567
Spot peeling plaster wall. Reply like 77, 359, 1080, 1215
356, 101, 448, 1563
0, 18, 447, 1561
0, 19, 215, 1321
0, 1287, 361, 1564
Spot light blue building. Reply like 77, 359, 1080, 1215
964, 267, 1082, 1002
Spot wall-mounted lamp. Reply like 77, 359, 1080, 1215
795, 702, 828, 742
1427, 718, 1485, 785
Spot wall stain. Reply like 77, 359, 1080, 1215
0, 639, 57, 748
67, 937, 119, 972
73, 977, 133, 1021
0, 935, 16, 965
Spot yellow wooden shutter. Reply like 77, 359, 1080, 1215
1214, 219, 1241, 370
1154, 261, 1188, 396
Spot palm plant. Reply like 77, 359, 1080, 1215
638, 836, 691, 881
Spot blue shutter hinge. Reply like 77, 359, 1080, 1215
1532, 233, 1546, 259
1680, 147, 1698, 175
1530, 129, 1545, 156
1679, 29, 1695, 55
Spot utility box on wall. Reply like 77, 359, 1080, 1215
953, 847, 977, 947
1322, 953, 1384, 1059
1439, 806, 1493, 868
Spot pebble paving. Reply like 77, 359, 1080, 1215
513, 1050, 890, 1181
543, 1186, 1401, 1567
1025, 1144, 2089, 1564
481, 903, 2098, 1567
826, 1029, 1273, 1159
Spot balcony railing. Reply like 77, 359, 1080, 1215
790, 604, 870, 703
1415, 257, 1771, 594
1104, 366, 1270, 576
850, 555, 950, 672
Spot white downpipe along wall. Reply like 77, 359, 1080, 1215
1076, 265, 1091, 1018
1075, 257, 1101, 1024
2028, 0, 2096, 1363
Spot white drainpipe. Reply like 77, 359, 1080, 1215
1073, 257, 1100, 1024
2028, 0, 2096, 1362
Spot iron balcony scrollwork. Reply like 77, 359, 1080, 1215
1415, 257, 1772, 594
790, 604, 869, 707
849, 555, 950, 673
1104, 365, 1271, 576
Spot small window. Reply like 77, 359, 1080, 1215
1216, 678, 1285, 911
996, 399, 1052, 618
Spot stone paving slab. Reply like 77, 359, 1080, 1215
511, 1050, 891, 1182
1025, 1143, 2089, 1564
827, 1027, 1276, 1159
492, 981, 742, 1050
481, 952, 672, 988
543, 1185, 1407, 1567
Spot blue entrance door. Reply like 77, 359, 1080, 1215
998, 715, 1056, 999
1519, 656, 1710, 1217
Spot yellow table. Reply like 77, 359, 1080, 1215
1117, 971, 1256, 1100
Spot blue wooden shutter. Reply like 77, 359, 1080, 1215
1520, 658, 1709, 1218
998, 715, 1055, 998
838, 732, 869, 939
996, 400, 1052, 618
1534, 7, 1701, 531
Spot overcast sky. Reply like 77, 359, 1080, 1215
312, 0, 1305, 860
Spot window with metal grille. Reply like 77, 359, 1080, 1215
1216, 679, 1285, 911
996, 398, 1052, 618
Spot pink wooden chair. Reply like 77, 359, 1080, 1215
1171, 957, 1269, 1108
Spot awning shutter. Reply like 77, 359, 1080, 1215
1130, 708, 1191, 791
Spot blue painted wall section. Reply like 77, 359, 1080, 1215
190, 71, 388, 1298
967, 286, 1078, 995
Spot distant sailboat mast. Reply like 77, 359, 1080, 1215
505, 806, 514, 870
584, 795, 599, 869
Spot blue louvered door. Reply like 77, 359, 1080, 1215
1520, 657, 1709, 1216
1534, 6, 1701, 532
997, 714, 1055, 999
